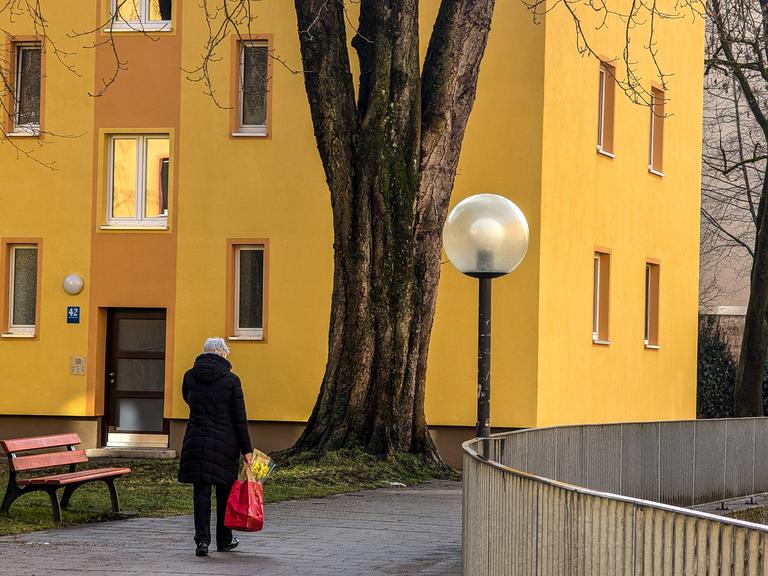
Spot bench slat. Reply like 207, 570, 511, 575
18, 467, 131, 486
1, 433, 81, 453
10, 449, 88, 472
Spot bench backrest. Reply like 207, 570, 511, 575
0, 433, 88, 473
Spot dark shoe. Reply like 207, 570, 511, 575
218, 537, 240, 552
196, 542, 209, 556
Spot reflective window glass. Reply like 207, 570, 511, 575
144, 137, 170, 218
16, 46, 41, 127
238, 248, 264, 330
241, 44, 268, 128
11, 247, 37, 327
111, 138, 138, 219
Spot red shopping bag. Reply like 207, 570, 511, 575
224, 465, 264, 532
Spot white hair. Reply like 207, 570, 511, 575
203, 337, 230, 357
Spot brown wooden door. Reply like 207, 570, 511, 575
105, 309, 167, 435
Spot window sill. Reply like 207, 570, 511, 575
596, 146, 615, 159
231, 131, 268, 138
644, 343, 661, 350
1, 333, 36, 339
227, 336, 265, 342
5, 129, 40, 138
104, 23, 173, 33
592, 339, 611, 346
648, 166, 665, 177
100, 225, 169, 231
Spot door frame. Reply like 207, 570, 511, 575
103, 308, 169, 440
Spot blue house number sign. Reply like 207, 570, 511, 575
67, 306, 80, 324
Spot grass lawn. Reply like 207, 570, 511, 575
0, 450, 458, 536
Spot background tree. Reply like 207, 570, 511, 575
706, 0, 768, 415
700, 75, 759, 309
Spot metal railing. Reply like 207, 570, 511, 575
463, 418, 768, 575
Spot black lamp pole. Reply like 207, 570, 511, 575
477, 276, 492, 439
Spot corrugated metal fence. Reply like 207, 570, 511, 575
463, 418, 768, 575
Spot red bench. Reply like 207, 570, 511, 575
0, 433, 131, 523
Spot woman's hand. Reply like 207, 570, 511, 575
244, 452, 253, 467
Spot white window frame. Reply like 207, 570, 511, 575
234, 245, 265, 340
237, 41, 269, 136
597, 67, 606, 149
648, 88, 664, 176
13, 43, 42, 135
7, 245, 38, 336
110, 0, 172, 31
593, 255, 600, 342
644, 264, 651, 346
107, 134, 170, 228
649, 98, 656, 167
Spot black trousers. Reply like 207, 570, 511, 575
193, 483, 233, 547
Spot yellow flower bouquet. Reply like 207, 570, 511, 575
248, 449, 275, 483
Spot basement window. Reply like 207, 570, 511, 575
111, 0, 173, 31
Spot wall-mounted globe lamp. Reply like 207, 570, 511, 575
443, 194, 529, 439
62, 274, 84, 296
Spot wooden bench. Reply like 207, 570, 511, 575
0, 433, 131, 523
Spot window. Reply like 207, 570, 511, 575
593, 251, 610, 344
111, 0, 172, 30
12, 43, 42, 134
234, 245, 265, 340
107, 134, 170, 227
6, 245, 39, 335
597, 62, 615, 156
234, 41, 269, 136
649, 87, 665, 175
645, 262, 660, 347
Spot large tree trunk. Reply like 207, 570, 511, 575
735, 183, 768, 416
290, 0, 495, 460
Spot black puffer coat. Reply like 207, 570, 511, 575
178, 354, 253, 485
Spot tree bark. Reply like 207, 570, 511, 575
290, 0, 495, 460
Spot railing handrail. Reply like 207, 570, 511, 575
463, 424, 768, 534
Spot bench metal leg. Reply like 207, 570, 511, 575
46, 489, 62, 523
0, 485, 19, 516
60, 485, 77, 509
1, 472, 21, 516
104, 478, 120, 513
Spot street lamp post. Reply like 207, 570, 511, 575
443, 194, 529, 440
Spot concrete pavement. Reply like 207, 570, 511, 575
0, 480, 461, 576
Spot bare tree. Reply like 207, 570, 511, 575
706, 0, 768, 416
700, 74, 761, 308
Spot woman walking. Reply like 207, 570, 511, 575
178, 338, 253, 557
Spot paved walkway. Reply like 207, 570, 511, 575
0, 480, 461, 576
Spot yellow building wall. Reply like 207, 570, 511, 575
171, 0, 545, 428
535, 2, 703, 425
0, 1, 702, 432
0, 4, 97, 416
425, 0, 545, 428
172, 1, 333, 422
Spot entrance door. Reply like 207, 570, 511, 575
105, 309, 167, 445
